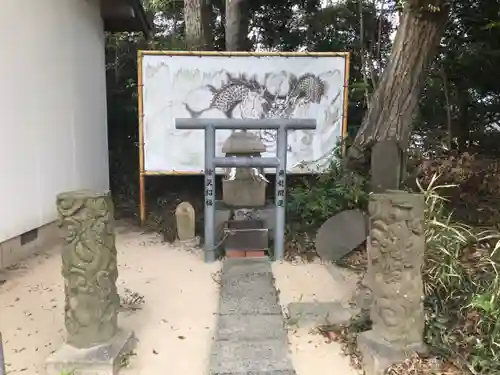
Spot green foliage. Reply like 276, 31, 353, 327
419, 174, 500, 374
286, 146, 369, 233
416, 0, 500, 153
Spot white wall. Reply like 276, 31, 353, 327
0, 0, 110, 243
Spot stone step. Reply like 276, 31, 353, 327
216, 314, 287, 341
211, 370, 296, 375
209, 339, 295, 375
219, 287, 281, 316
219, 260, 281, 315
221, 258, 272, 275
211, 258, 296, 375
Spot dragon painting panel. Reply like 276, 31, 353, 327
141, 53, 347, 174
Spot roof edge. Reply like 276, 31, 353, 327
102, 0, 153, 37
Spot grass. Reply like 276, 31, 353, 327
420, 174, 500, 374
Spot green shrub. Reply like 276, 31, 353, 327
287, 147, 369, 234
420, 174, 500, 374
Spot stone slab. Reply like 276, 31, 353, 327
210, 339, 294, 374
45, 329, 135, 375
219, 287, 281, 315
222, 258, 272, 276
219, 267, 281, 315
217, 314, 287, 341
287, 302, 358, 327
315, 209, 368, 262
221, 270, 275, 288
357, 330, 426, 375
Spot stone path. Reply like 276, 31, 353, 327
209, 258, 296, 375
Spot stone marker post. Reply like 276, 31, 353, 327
46, 190, 134, 375
358, 190, 426, 375
175, 201, 196, 243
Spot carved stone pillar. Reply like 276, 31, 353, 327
358, 190, 426, 375
46, 190, 134, 375
57, 190, 119, 348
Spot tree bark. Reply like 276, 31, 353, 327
225, 0, 249, 51
184, 0, 212, 50
347, 1, 449, 168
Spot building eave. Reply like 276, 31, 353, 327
101, 0, 153, 37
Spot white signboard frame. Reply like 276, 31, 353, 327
138, 51, 350, 176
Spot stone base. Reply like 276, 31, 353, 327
45, 330, 136, 375
357, 330, 425, 375
175, 237, 200, 248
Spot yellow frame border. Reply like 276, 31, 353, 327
137, 50, 351, 223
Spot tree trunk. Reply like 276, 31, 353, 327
225, 0, 249, 51
184, 0, 212, 50
347, 1, 449, 168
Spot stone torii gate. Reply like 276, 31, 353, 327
175, 118, 317, 263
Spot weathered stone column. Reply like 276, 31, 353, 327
46, 190, 134, 375
358, 190, 426, 375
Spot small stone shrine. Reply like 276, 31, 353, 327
221, 131, 269, 257
46, 190, 134, 375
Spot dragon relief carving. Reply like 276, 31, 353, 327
183, 71, 329, 154
57, 191, 119, 349
367, 191, 425, 346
